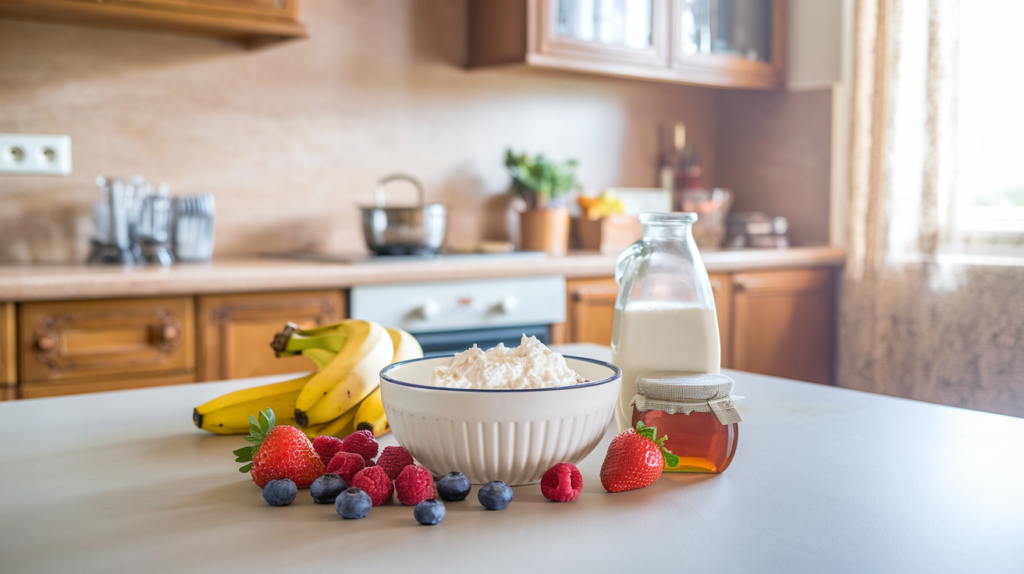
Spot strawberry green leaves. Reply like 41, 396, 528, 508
233, 408, 277, 473
635, 421, 679, 468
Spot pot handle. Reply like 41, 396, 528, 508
375, 174, 425, 208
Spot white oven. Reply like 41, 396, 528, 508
350, 276, 566, 356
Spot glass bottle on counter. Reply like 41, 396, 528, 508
611, 212, 721, 431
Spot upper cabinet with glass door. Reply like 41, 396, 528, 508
468, 0, 784, 90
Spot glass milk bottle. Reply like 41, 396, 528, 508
611, 213, 721, 431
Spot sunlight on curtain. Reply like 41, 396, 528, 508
840, 0, 1024, 417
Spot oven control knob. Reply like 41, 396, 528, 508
417, 300, 439, 320
497, 296, 518, 315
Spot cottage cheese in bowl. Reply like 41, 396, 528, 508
431, 335, 585, 390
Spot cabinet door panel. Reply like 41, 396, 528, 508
708, 272, 731, 368
564, 278, 618, 346
19, 297, 195, 386
538, 0, 670, 67
731, 269, 834, 384
197, 290, 345, 381
1, 302, 15, 400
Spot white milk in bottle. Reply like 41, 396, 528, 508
610, 212, 721, 431
612, 304, 720, 431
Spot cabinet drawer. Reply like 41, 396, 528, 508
196, 290, 345, 381
18, 297, 195, 386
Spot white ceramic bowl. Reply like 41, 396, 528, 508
380, 356, 621, 485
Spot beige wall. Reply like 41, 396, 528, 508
714, 88, 833, 247
0, 0, 718, 263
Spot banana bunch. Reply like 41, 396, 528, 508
193, 320, 422, 439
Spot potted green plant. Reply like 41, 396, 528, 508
505, 149, 579, 255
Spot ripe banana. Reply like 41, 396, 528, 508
193, 373, 312, 434
294, 319, 394, 428
351, 327, 424, 437
387, 326, 424, 363
301, 347, 338, 371
302, 405, 359, 440
271, 322, 349, 358
353, 387, 389, 437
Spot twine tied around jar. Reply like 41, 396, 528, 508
631, 372, 742, 425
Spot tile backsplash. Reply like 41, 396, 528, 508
0, 0, 717, 264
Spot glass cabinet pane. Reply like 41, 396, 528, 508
680, 0, 772, 62
557, 0, 654, 49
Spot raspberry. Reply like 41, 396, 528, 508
312, 435, 345, 468
395, 465, 434, 506
377, 446, 415, 480
341, 430, 380, 463
351, 466, 393, 506
540, 463, 582, 502
326, 451, 366, 484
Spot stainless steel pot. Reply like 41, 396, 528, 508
360, 174, 448, 255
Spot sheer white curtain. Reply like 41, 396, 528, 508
840, 0, 1024, 417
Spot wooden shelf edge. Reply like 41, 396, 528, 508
525, 52, 782, 91
0, 1, 308, 44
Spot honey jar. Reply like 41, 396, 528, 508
630, 372, 741, 474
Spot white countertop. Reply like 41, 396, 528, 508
0, 247, 845, 301
3, 344, 1020, 573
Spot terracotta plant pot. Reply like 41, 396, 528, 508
520, 208, 570, 255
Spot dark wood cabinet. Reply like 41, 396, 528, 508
0, 0, 306, 45
17, 297, 196, 398
469, 0, 785, 90
196, 290, 345, 382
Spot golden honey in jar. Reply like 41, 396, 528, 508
630, 372, 741, 474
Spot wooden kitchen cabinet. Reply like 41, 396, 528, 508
0, 0, 306, 45
1, 302, 15, 400
555, 278, 619, 346
17, 297, 196, 398
196, 290, 345, 382
708, 272, 732, 368
730, 269, 834, 385
557, 268, 835, 384
468, 0, 784, 90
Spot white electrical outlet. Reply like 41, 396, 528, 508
0, 134, 72, 175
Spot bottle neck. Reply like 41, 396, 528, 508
643, 222, 693, 242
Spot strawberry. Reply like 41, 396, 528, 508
234, 409, 325, 489
599, 421, 679, 493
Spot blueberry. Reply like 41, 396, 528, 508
335, 487, 372, 519
436, 472, 471, 502
262, 478, 297, 506
413, 499, 446, 525
310, 473, 347, 504
477, 481, 513, 510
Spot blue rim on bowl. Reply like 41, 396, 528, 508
380, 355, 622, 393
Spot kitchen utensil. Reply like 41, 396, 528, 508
171, 194, 216, 262
726, 212, 789, 248
380, 355, 621, 485
360, 174, 447, 256
137, 185, 173, 265
87, 176, 143, 265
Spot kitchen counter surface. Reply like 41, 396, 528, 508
2, 344, 1022, 573
0, 246, 845, 301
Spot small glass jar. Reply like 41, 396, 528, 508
630, 372, 741, 474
